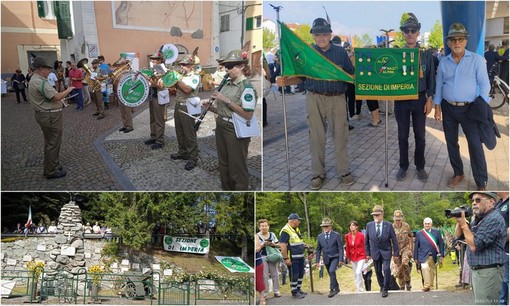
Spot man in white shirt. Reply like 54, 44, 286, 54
47, 71, 58, 89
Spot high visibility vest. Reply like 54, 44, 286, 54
280, 224, 305, 259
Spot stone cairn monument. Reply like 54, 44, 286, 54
45, 201, 85, 275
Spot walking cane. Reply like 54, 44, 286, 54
271, 3, 292, 191
307, 247, 315, 293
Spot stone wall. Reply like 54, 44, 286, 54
1, 237, 184, 277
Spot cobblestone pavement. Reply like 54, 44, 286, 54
1, 91, 261, 191
263, 89, 509, 191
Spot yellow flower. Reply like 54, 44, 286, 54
26, 260, 45, 280
88, 265, 105, 285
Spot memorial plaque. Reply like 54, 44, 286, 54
111, 262, 118, 269
152, 264, 160, 270
85, 252, 91, 259
6, 259, 16, 266
153, 274, 160, 281
163, 269, 173, 276
142, 268, 151, 274
1, 280, 16, 297
132, 263, 140, 270
23, 255, 32, 262
61, 246, 76, 256
37, 244, 46, 251
121, 267, 129, 272
121, 259, 130, 266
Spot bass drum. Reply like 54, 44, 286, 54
115, 72, 150, 107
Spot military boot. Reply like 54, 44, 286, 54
406, 281, 412, 291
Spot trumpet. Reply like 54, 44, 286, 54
136, 64, 183, 88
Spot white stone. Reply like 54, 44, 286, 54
121, 259, 130, 266
142, 268, 151, 274
23, 255, 32, 262
0, 253, 4, 260
153, 274, 160, 280
94, 248, 102, 254
121, 267, 129, 272
111, 262, 118, 269
84, 252, 91, 259
61, 246, 76, 256
163, 269, 173, 276
1, 280, 16, 297
152, 264, 160, 270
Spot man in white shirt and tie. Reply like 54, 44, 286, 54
365, 205, 399, 298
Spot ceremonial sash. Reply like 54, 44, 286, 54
421, 229, 439, 254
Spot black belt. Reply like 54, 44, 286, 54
443, 99, 470, 107
310, 91, 343, 96
471, 264, 502, 270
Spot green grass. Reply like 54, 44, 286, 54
276, 259, 470, 295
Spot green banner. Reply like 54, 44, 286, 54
163, 235, 210, 255
215, 256, 254, 273
279, 21, 354, 83
355, 48, 419, 100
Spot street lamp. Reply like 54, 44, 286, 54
379, 28, 394, 48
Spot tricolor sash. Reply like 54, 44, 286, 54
421, 229, 440, 254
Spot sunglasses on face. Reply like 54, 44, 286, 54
449, 37, 465, 43
471, 197, 486, 203
403, 28, 417, 34
224, 63, 239, 70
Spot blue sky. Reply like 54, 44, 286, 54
263, 1, 442, 42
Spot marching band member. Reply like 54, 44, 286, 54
141, 51, 169, 150
90, 59, 106, 119
208, 50, 257, 190
171, 55, 201, 170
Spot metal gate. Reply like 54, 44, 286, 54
158, 281, 190, 305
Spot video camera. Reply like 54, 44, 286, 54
444, 205, 472, 219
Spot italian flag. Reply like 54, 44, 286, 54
26, 206, 32, 228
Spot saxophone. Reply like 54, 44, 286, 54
77, 58, 103, 92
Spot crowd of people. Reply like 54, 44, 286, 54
267, 11, 503, 192
9, 220, 113, 239
256, 191, 508, 305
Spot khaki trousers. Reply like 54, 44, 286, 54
91, 90, 104, 115
306, 92, 350, 178
35, 111, 63, 177
149, 97, 167, 144
472, 266, 503, 305
421, 256, 436, 290
215, 118, 250, 190
118, 100, 133, 129
174, 103, 198, 162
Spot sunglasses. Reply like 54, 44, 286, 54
224, 63, 239, 70
449, 37, 465, 43
471, 197, 486, 203
403, 28, 418, 34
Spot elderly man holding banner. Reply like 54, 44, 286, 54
277, 16, 355, 191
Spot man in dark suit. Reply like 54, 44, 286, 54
414, 217, 445, 292
315, 218, 344, 298
365, 205, 399, 298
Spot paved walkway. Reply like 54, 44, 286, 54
263, 89, 509, 191
1, 91, 261, 191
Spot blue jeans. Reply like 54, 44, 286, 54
72, 88, 84, 110
441, 101, 487, 187
500, 256, 509, 305
394, 95, 427, 170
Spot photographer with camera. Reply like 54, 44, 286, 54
279, 213, 307, 299
453, 192, 506, 305
413, 217, 444, 292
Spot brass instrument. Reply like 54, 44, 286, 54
139, 64, 182, 88
109, 57, 131, 81
77, 58, 102, 92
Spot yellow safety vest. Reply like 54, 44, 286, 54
280, 224, 305, 258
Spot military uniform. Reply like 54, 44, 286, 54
392, 218, 413, 290
215, 73, 255, 190
29, 69, 64, 178
174, 70, 200, 163
90, 61, 105, 119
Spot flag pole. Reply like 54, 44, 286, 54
380, 28, 394, 188
271, 4, 292, 191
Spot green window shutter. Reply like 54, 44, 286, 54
246, 17, 254, 31
37, 1, 46, 17
55, 1, 73, 39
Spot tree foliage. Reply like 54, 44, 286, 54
256, 192, 471, 245
428, 20, 443, 49
263, 28, 277, 50
293, 24, 314, 45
